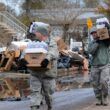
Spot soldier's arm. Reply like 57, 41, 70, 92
46, 38, 59, 61
88, 41, 99, 55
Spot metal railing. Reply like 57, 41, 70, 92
0, 11, 28, 36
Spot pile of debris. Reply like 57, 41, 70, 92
0, 73, 30, 100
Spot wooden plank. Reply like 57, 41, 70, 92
0, 51, 15, 72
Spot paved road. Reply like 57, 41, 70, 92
0, 88, 109, 110
53, 88, 95, 110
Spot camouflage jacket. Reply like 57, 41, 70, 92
88, 40, 109, 66
31, 36, 59, 78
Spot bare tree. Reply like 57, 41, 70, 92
21, 0, 44, 24
83, 0, 99, 8
30, 0, 83, 42
35, 9, 82, 43
0, 3, 6, 11
20, 0, 83, 42
44, 0, 75, 9
98, 0, 110, 20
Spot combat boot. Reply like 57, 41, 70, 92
95, 99, 102, 106
102, 97, 108, 106
48, 105, 52, 110
31, 106, 40, 110
48, 107, 52, 110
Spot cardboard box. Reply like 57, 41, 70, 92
97, 28, 110, 40
24, 53, 51, 70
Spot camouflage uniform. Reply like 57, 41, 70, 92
108, 44, 110, 94
90, 65, 109, 101
88, 40, 110, 105
30, 36, 59, 110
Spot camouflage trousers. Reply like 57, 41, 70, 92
30, 75, 56, 109
90, 65, 110, 100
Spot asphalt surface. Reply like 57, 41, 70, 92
0, 88, 110, 110
53, 88, 95, 110
0, 88, 94, 110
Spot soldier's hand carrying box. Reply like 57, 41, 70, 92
24, 53, 52, 71
23, 40, 52, 71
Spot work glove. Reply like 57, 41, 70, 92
96, 40, 101, 43
103, 39, 110, 47
41, 59, 49, 68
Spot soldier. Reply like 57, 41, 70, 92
88, 26, 110, 106
29, 23, 59, 110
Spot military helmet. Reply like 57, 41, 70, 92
90, 26, 97, 34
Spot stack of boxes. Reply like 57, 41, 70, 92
96, 17, 110, 40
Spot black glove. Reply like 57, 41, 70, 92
103, 39, 110, 47
41, 59, 49, 68
96, 40, 101, 43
